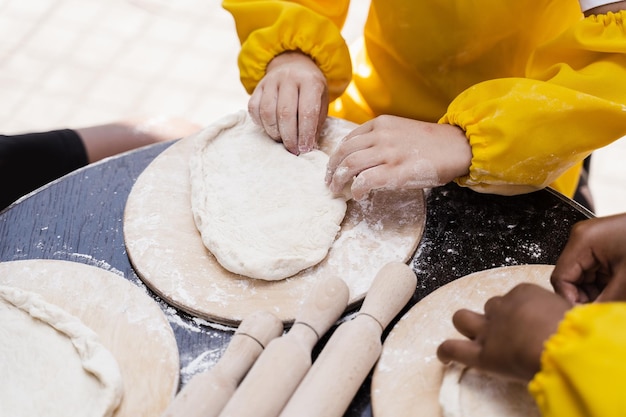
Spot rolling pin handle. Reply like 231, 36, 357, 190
161, 310, 283, 417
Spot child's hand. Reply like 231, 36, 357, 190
551, 213, 626, 304
248, 50, 329, 155
325, 115, 471, 200
436, 283, 569, 382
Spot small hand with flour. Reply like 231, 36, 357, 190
436, 283, 569, 382
325, 115, 471, 201
551, 213, 626, 304
248, 51, 329, 155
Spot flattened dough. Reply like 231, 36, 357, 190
0, 259, 180, 417
0, 285, 123, 417
189, 111, 348, 280
124, 112, 426, 325
439, 363, 540, 417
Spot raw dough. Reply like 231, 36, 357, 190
124, 112, 425, 325
0, 285, 123, 417
439, 363, 540, 417
0, 259, 181, 417
189, 111, 348, 281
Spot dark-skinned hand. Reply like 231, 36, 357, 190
551, 213, 626, 304
437, 283, 569, 382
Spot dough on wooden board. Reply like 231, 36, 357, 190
439, 363, 540, 417
371, 264, 555, 417
189, 111, 350, 281
124, 115, 425, 324
0, 285, 123, 417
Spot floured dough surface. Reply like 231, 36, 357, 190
439, 363, 540, 417
189, 111, 348, 281
0, 285, 123, 417
124, 112, 426, 325
371, 264, 554, 417
0, 259, 180, 417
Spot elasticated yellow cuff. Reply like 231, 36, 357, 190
442, 77, 626, 197
529, 303, 626, 417
224, 2, 352, 100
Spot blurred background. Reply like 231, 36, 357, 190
0, 0, 624, 216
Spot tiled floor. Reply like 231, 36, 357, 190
0, 0, 250, 132
1, 0, 624, 216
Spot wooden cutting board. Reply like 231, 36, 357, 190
123, 115, 426, 326
371, 264, 554, 417
0, 259, 180, 417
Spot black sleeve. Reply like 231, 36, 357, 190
0, 129, 88, 210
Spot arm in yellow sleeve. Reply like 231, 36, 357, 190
529, 303, 626, 417
221, 0, 352, 101
442, 11, 626, 196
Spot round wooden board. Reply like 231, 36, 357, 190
371, 264, 555, 417
123, 115, 426, 326
0, 259, 180, 417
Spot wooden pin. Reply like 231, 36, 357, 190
218, 275, 350, 417
279, 262, 417, 417
161, 310, 283, 417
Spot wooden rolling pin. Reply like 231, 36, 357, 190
161, 310, 283, 417
279, 261, 417, 417
218, 275, 350, 417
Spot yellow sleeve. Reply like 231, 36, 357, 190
528, 303, 626, 417
221, 0, 352, 101
442, 11, 626, 197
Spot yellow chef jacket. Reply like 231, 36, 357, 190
529, 302, 626, 417
222, 0, 626, 197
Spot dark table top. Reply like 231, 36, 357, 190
0, 140, 593, 416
